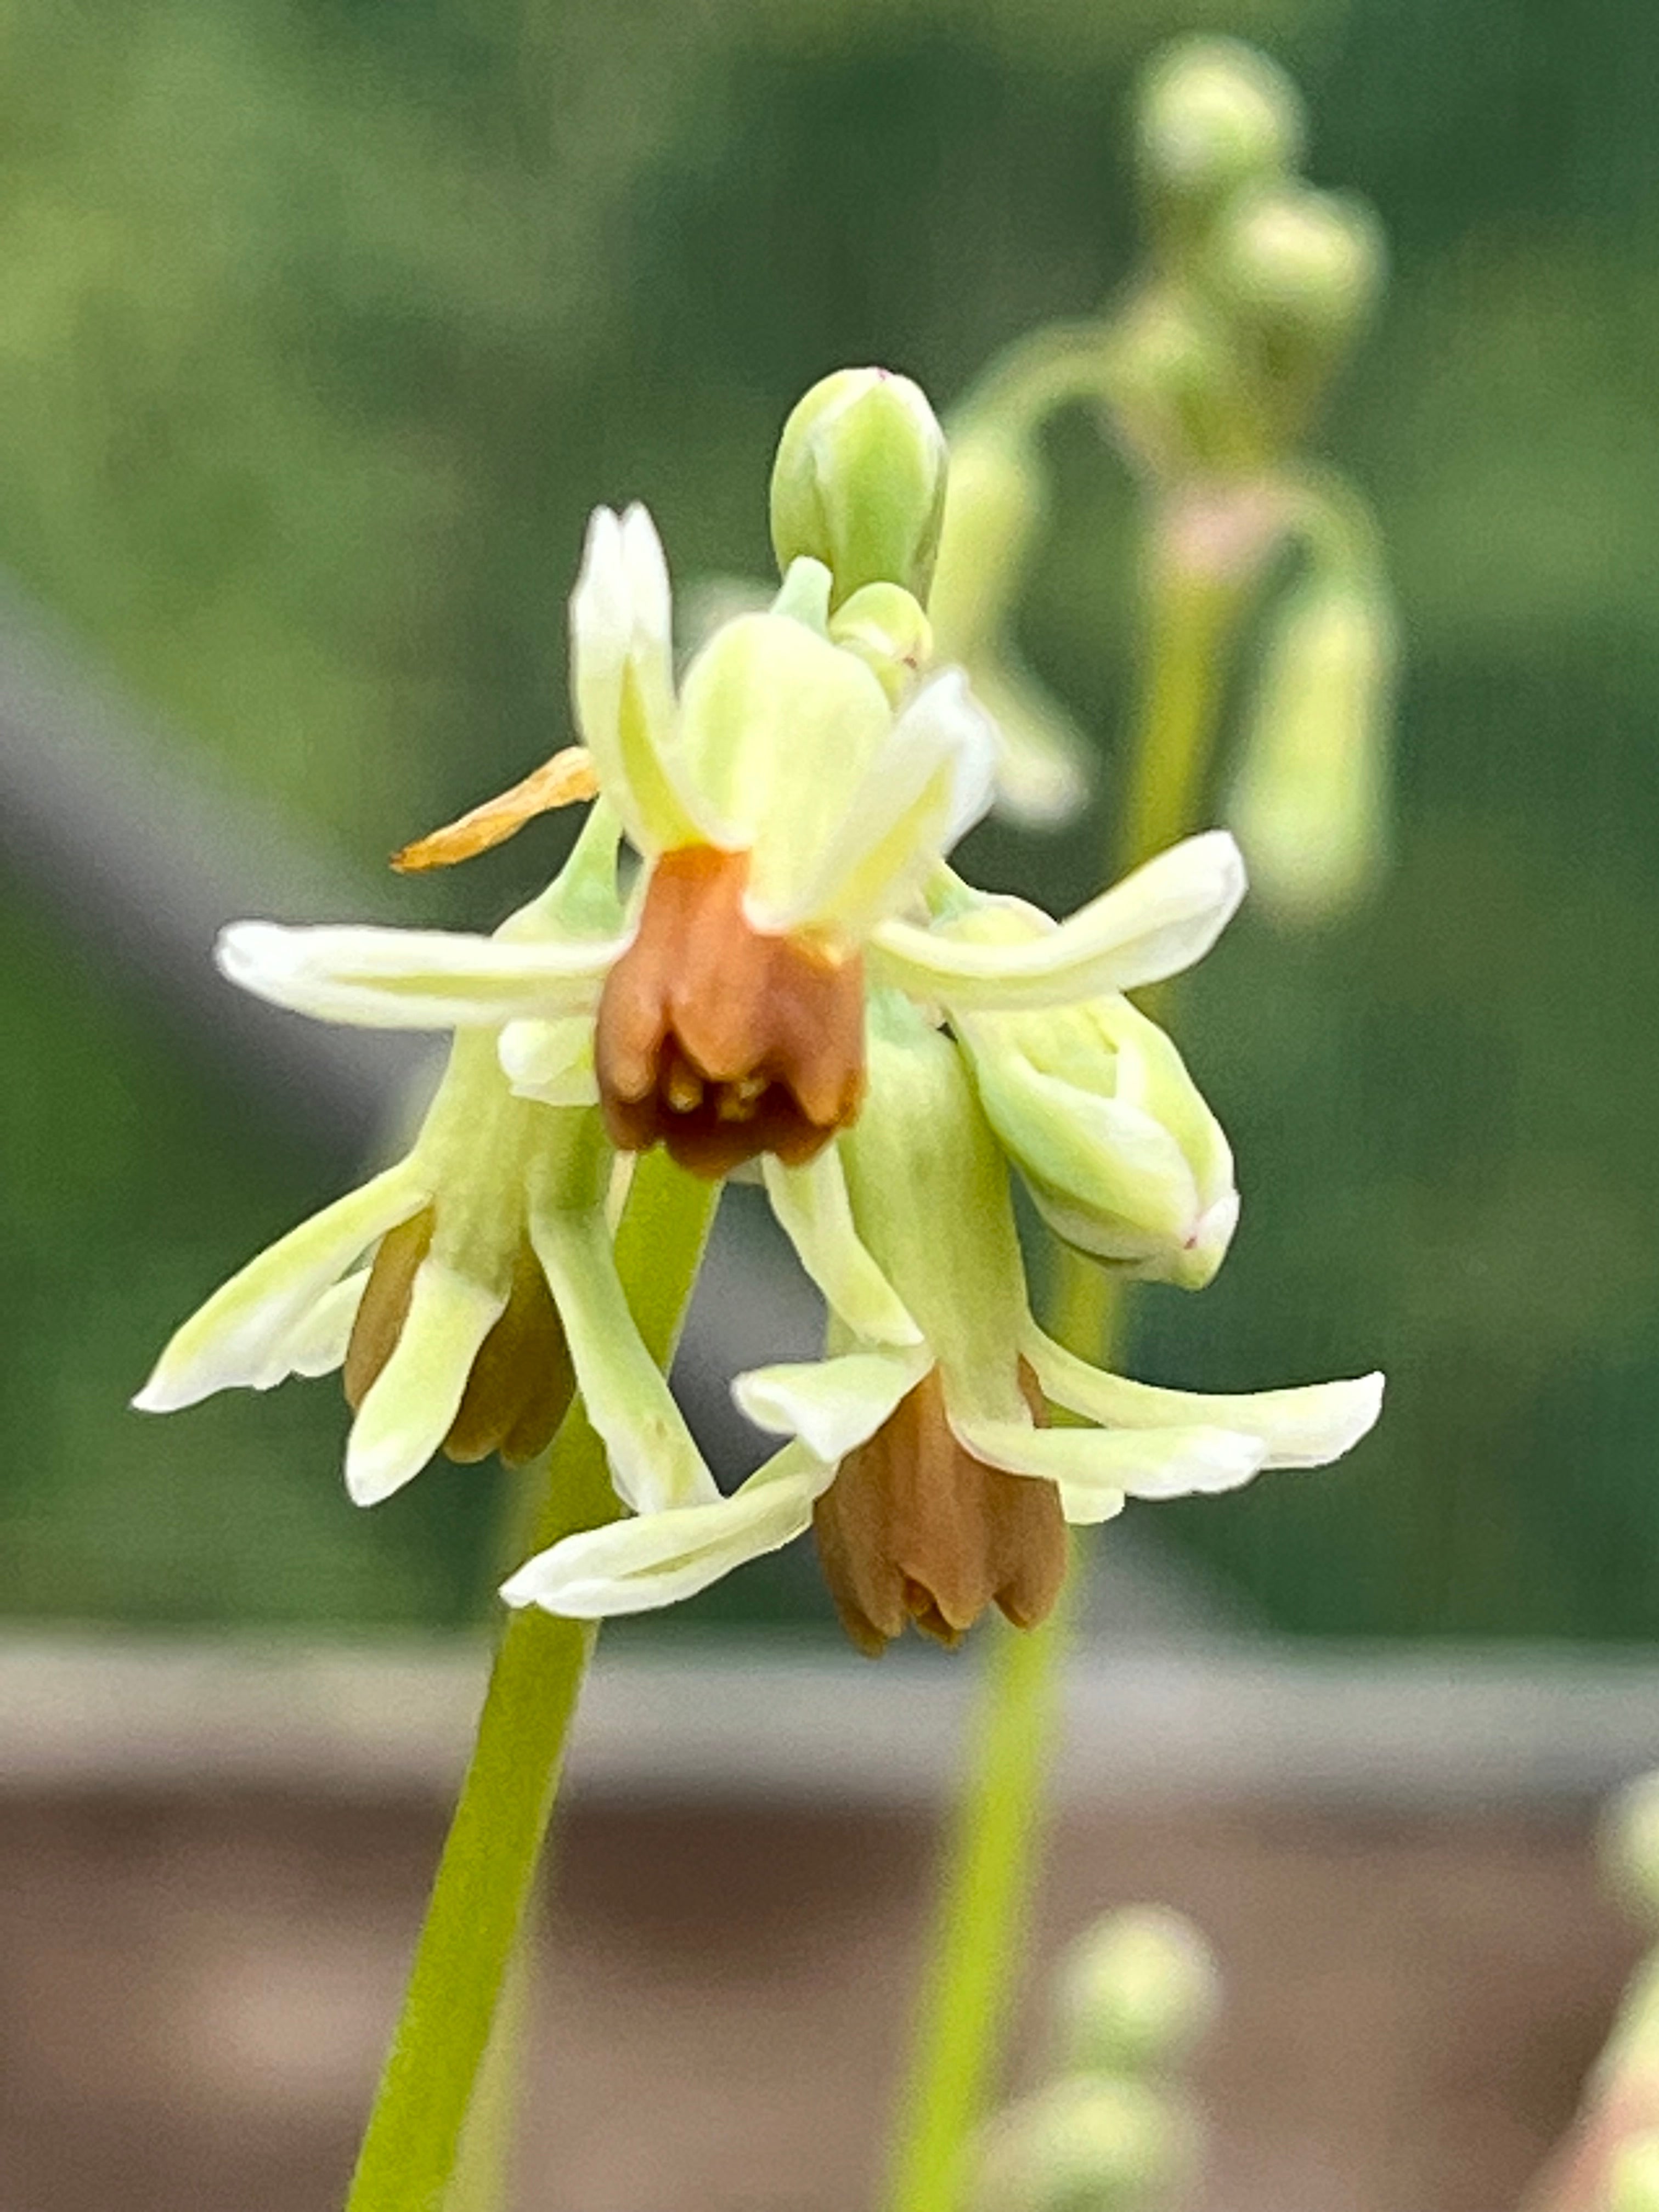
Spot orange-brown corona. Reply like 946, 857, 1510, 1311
344, 1209, 575, 1468
595, 846, 867, 1178
811, 1365, 1068, 1656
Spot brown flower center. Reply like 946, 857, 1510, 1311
343, 1210, 575, 1468
595, 845, 866, 1178
811, 1365, 1068, 1657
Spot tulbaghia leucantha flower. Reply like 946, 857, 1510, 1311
218, 503, 1250, 1175
502, 995, 1382, 1653
138, 810, 717, 1516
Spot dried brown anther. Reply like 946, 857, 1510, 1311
595, 845, 866, 1178
343, 1210, 575, 1467
812, 1365, 1068, 1656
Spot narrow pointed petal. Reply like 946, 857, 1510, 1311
529, 1204, 720, 1514
868, 831, 1247, 1012
133, 1166, 426, 1412
345, 1263, 506, 1506
262, 1268, 370, 1385
761, 1153, 923, 1347
217, 921, 624, 1029
752, 670, 998, 940
1023, 1324, 1385, 1469
733, 1346, 930, 1462
569, 504, 708, 856
500, 1444, 831, 1618
950, 1410, 1267, 1522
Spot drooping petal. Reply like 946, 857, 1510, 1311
345, 1261, 508, 1506
569, 504, 709, 856
867, 831, 1247, 1012
529, 1203, 720, 1514
760, 1153, 923, 1347
949, 1408, 1267, 1524
133, 1165, 427, 1412
267, 1267, 370, 1384
733, 1345, 931, 1462
217, 921, 625, 1030
1022, 1324, 1385, 1469
749, 669, 999, 941
500, 1443, 832, 1618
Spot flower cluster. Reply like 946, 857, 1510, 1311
138, 366, 1382, 1652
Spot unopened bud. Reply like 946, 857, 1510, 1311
770, 367, 949, 607
928, 425, 1091, 825
1205, 183, 1385, 365
1054, 1908, 1223, 2077
1137, 37, 1305, 246
828, 579, 933, 704
1106, 286, 1252, 479
972, 2076, 1199, 2212
948, 903, 1237, 1288
1611, 2133, 1659, 2212
1603, 1773, 1659, 1932
1226, 570, 1395, 921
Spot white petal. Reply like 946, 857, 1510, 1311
761, 1153, 923, 1347
733, 1346, 930, 1462
1023, 1324, 1385, 1469
530, 1204, 720, 1514
867, 831, 1247, 1012
500, 1444, 831, 1618
217, 921, 623, 1030
749, 670, 997, 940
499, 1016, 599, 1107
345, 1262, 506, 1506
133, 1166, 425, 1412
260, 1268, 369, 1385
953, 1412, 1267, 1516
569, 504, 707, 856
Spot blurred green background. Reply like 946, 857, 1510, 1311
4, 0, 1656, 1639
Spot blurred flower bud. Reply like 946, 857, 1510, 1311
1603, 1772, 1659, 1932
1106, 287, 1255, 479
972, 2075, 1200, 2212
929, 425, 1091, 825
1053, 1908, 1223, 2078
828, 579, 933, 704
1205, 182, 1385, 370
947, 901, 1238, 1288
1226, 569, 1395, 921
770, 366, 949, 608
1137, 37, 1306, 246
1611, 2133, 1659, 2212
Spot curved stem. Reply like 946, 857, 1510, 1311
343, 1151, 716, 2212
883, 497, 1244, 2212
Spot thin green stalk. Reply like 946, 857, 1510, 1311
345, 1152, 716, 2212
883, 501, 1246, 2212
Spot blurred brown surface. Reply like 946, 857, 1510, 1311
0, 1791, 1637, 2212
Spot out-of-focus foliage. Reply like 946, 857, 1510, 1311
6, 0, 1659, 1635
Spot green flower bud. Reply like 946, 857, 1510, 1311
928, 424, 1091, 825
1137, 37, 1305, 247
972, 2076, 1200, 2212
1226, 569, 1395, 921
1205, 183, 1385, 366
1611, 2134, 1659, 2212
1105, 286, 1256, 478
828, 579, 933, 704
1053, 1908, 1222, 2077
770, 366, 949, 608
1603, 1772, 1659, 1932
946, 901, 1237, 1288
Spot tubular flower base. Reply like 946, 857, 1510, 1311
502, 997, 1383, 1652
595, 845, 865, 1175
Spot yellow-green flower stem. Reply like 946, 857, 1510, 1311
344, 1151, 717, 2212
882, 509, 1242, 2212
